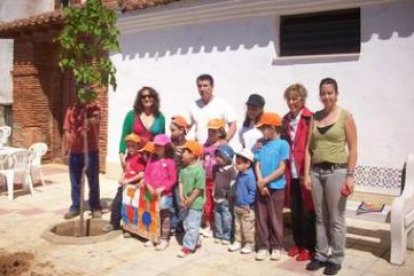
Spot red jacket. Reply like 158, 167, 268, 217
282, 107, 314, 212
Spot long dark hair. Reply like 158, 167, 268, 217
243, 110, 263, 128
133, 86, 161, 115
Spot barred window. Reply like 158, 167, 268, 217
279, 8, 360, 56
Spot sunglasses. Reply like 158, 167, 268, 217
141, 94, 154, 99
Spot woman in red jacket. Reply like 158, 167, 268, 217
282, 84, 315, 261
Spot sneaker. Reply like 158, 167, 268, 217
255, 249, 269, 261
240, 244, 253, 254
288, 246, 301, 257
228, 241, 242, 252
200, 227, 213, 238
91, 210, 102, 219
177, 247, 192, 258
270, 249, 281, 261
296, 249, 312, 261
144, 240, 153, 247
323, 262, 341, 275
123, 232, 132, 238
221, 240, 230, 245
63, 210, 79, 220
214, 238, 221, 244
102, 224, 114, 232
306, 259, 326, 271
155, 239, 169, 251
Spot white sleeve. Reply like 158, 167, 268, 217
222, 99, 237, 123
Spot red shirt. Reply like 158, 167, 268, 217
124, 153, 146, 179
63, 102, 100, 153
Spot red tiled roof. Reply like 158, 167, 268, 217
0, 10, 64, 38
0, 0, 183, 38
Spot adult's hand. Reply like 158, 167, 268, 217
303, 175, 312, 190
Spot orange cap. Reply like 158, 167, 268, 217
125, 133, 141, 144
171, 116, 188, 129
207, 118, 225, 129
182, 140, 203, 158
141, 141, 155, 154
256, 112, 282, 127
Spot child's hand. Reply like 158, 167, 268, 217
155, 187, 164, 196
118, 178, 126, 186
260, 187, 270, 196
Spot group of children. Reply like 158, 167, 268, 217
106, 111, 289, 260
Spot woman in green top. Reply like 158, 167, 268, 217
119, 86, 165, 167
304, 78, 357, 276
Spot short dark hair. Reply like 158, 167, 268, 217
196, 74, 214, 86
133, 86, 161, 115
319, 77, 338, 93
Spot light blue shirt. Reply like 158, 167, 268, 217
254, 138, 289, 190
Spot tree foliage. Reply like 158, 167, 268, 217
57, 0, 120, 102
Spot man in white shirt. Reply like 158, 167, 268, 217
188, 74, 237, 143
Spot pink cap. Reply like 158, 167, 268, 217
153, 134, 171, 146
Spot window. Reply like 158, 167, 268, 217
279, 8, 360, 57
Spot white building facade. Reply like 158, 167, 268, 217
107, 0, 414, 178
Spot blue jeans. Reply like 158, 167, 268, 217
69, 151, 101, 212
170, 185, 181, 230
182, 209, 202, 250
214, 200, 232, 241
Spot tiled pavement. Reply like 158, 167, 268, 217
1, 164, 414, 276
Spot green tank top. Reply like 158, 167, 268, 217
311, 108, 348, 164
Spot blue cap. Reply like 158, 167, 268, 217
215, 144, 235, 163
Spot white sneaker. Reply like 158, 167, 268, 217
255, 249, 269, 261
270, 249, 281, 260
241, 244, 253, 254
228, 241, 242, 252
144, 240, 153, 247
200, 227, 213, 238
155, 239, 169, 251
221, 240, 230, 245
214, 238, 221, 244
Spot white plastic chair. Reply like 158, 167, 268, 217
29, 142, 48, 186
0, 150, 34, 200
0, 126, 11, 149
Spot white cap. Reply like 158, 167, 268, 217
235, 148, 254, 163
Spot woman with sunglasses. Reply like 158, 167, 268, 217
119, 86, 165, 168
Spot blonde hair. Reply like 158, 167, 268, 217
283, 83, 308, 101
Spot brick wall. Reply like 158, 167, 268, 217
11, 38, 108, 172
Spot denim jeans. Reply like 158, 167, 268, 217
69, 151, 101, 212
182, 209, 202, 250
311, 167, 347, 265
214, 200, 232, 241
170, 185, 181, 230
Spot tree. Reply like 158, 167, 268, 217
58, 0, 119, 102
57, 0, 120, 236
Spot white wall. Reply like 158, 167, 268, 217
108, 0, 414, 176
0, 0, 55, 104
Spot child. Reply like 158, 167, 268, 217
254, 112, 290, 261
103, 133, 146, 236
170, 116, 189, 232
213, 144, 236, 245
143, 134, 177, 251
201, 118, 227, 237
228, 148, 257, 254
140, 141, 155, 162
177, 140, 205, 258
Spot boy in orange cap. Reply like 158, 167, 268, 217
104, 133, 146, 235
254, 112, 290, 261
177, 140, 206, 258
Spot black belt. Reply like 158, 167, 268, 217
313, 162, 347, 170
